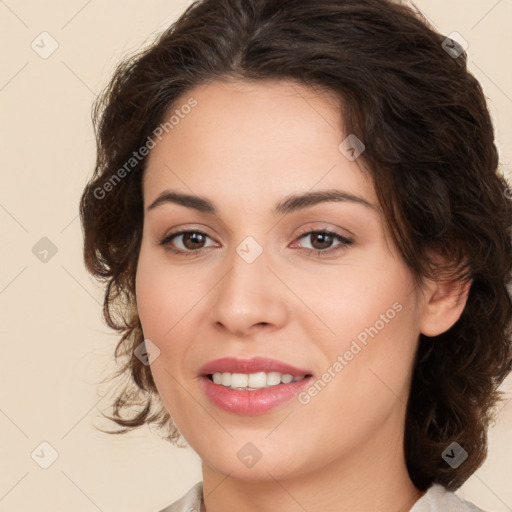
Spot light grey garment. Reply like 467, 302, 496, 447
154, 482, 203, 512
409, 484, 487, 512
154, 481, 487, 512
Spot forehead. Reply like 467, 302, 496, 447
142, 79, 376, 212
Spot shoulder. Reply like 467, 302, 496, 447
410, 483, 488, 512
153, 481, 203, 512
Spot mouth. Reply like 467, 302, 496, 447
199, 357, 314, 415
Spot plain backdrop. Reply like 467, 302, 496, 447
1, 1, 511, 511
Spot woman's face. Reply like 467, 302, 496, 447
136, 79, 427, 481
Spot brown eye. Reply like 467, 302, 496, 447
307, 232, 335, 250
159, 230, 215, 255
293, 229, 353, 257
180, 232, 208, 250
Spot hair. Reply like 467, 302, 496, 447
79, 0, 512, 491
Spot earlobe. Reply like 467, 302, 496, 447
419, 277, 472, 337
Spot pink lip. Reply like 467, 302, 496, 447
199, 357, 314, 415
199, 357, 312, 377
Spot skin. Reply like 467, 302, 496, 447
135, 79, 470, 512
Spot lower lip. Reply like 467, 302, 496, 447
200, 375, 313, 415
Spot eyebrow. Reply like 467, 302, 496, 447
146, 189, 378, 216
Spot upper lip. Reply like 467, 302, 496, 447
200, 357, 313, 377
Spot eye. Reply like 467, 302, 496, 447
292, 229, 353, 257
159, 229, 215, 257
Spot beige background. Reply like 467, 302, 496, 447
1, 1, 511, 511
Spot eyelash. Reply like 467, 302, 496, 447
158, 228, 353, 258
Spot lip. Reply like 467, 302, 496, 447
199, 357, 314, 415
199, 357, 312, 377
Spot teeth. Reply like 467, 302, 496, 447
248, 372, 267, 388
211, 371, 306, 390
281, 374, 293, 384
266, 372, 281, 386
231, 373, 248, 388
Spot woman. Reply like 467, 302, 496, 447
80, 0, 512, 511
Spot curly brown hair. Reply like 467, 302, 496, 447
79, 0, 512, 491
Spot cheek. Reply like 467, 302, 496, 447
293, 254, 416, 347
321, 273, 419, 410
309, 255, 421, 398
135, 251, 191, 415
135, 247, 201, 340
135, 253, 164, 338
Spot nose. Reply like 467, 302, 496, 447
209, 243, 289, 338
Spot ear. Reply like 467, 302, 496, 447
419, 275, 472, 337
